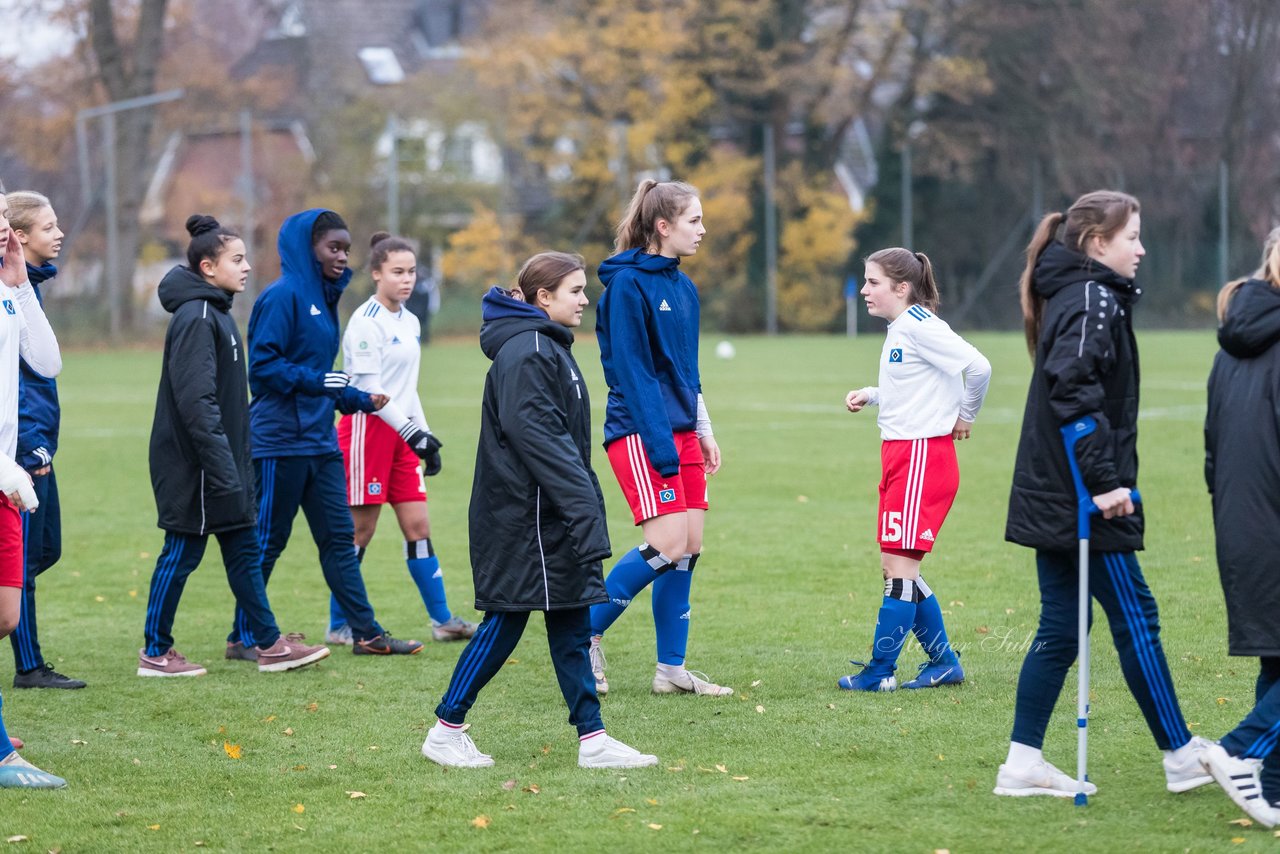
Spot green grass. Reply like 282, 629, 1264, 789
1, 330, 1269, 852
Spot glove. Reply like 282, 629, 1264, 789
423, 449, 442, 477
323, 371, 351, 390
0, 459, 37, 512
397, 423, 443, 460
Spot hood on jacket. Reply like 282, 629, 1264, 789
479, 286, 573, 360
1219, 278, 1280, 359
157, 265, 232, 314
598, 248, 680, 288
277, 208, 352, 304
1034, 241, 1139, 302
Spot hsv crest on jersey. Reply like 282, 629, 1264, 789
2, 300, 13, 316
658, 299, 672, 311
658, 487, 677, 503
367, 481, 383, 495
889, 348, 903, 363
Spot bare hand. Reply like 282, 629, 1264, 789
845, 389, 870, 412
1092, 487, 1134, 519
370, 394, 390, 411
5, 490, 26, 511
33, 466, 50, 477
700, 434, 721, 475
951, 417, 973, 440
0, 228, 27, 288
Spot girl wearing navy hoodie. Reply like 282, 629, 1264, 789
422, 252, 656, 769
3, 191, 81, 689
588, 180, 731, 698
228, 209, 422, 658
139, 216, 329, 677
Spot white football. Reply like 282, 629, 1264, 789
715, 340, 736, 360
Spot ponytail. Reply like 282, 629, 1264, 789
865, 247, 939, 312
613, 179, 699, 256
1019, 212, 1065, 356
913, 251, 939, 312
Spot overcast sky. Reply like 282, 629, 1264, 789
0, 0, 74, 67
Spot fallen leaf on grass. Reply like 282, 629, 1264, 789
647, 823, 663, 830
502, 780, 517, 791
217, 726, 226, 734
147, 825, 160, 831
732, 776, 750, 782
328, 765, 337, 770
471, 815, 491, 829
283, 728, 294, 737
751, 680, 762, 687
1228, 818, 1252, 827
506, 658, 520, 665
1230, 838, 1245, 844
5, 836, 28, 843
367, 745, 379, 751
264, 715, 277, 723
975, 626, 989, 635
132, 759, 141, 766
645, 798, 658, 806
94, 596, 105, 603
223, 742, 242, 760
346, 791, 366, 799
523, 784, 540, 794
666, 765, 684, 772
128, 590, 137, 598
293, 765, 307, 771
1218, 697, 1231, 705
714, 764, 727, 773
934, 849, 951, 854
755, 705, 765, 714
541, 745, 552, 755
71, 739, 87, 746
306, 702, 319, 712
614, 808, 635, 815
292, 804, 305, 814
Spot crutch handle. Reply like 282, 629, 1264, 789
1060, 417, 1141, 539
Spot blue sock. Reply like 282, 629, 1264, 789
590, 544, 674, 636
330, 545, 364, 631
407, 539, 452, 624
0, 689, 12, 761
653, 553, 697, 665
869, 579, 917, 674
911, 576, 958, 665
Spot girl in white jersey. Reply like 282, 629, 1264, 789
839, 248, 991, 692
0, 186, 64, 788
332, 233, 476, 644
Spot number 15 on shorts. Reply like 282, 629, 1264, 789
880, 511, 902, 543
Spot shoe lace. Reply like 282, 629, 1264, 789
589, 644, 606, 671
284, 632, 308, 642
685, 670, 726, 694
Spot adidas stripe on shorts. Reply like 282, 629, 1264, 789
338, 412, 427, 506
606, 430, 708, 525
876, 435, 958, 553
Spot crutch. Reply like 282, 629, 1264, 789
1060, 416, 1140, 807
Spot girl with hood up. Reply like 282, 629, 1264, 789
1201, 227, 1280, 828
422, 252, 657, 769
587, 180, 731, 699
997, 190, 1208, 799
227, 209, 422, 658
139, 215, 329, 677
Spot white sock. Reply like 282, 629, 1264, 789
1165, 739, 1199, 764
579, 730, 606, 751
655, 662, 687, 679
435, 719, 464, 733
1006, 741, 1042, 769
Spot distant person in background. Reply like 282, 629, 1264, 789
331, 231, 475, 645
1201, 227, 1280, 828
0, 184, 65, 788
588, 179, 731, 699
405, 267, 440, 344
228, 208, 422, 659
139, 215, 330, 678
997, 190, 1209, 799
3, 191, 81, 690
422, 251, 656, 769
838, 247, 990, 692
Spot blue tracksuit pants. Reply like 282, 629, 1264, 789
435, 607, 603, 737
1011, 549, 1192, 751
1222, 657, 1280, 802
232, 453, 382, 645
9, 468, 60, 672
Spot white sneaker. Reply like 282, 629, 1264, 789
578, 734, 658, 769
1202, 742, 1278, 827
993, 759, 1097, 798
421, 724, 495, 768
589, 636, 608, 696
652, 667, 733, 697
1164, 735, 1213, 792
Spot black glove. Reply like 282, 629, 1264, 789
398, 424, 443, 460
423, 449, 443, 477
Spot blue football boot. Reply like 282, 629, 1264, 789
902, 656, 965, 689
0, 752, 66, 789
837, 660, 897, 692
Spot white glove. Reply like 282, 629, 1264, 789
0, 459, 37, 512
323, 371, 351, 390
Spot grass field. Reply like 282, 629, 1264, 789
0, 329, 1271, 852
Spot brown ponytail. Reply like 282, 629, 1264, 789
613, 179, 699, 255
865, 247, 939, 312
1019, 212, 1065, 355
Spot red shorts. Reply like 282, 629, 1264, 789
338, 413, 427, 506
0, 494, 22, 588
877, 436, 958, 553
606, 431, 708, 525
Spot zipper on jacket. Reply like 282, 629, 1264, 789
199, 470, 207, 535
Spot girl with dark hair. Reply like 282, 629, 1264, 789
1201, 227, 1280, 827
839, 247, 990, 692
0, 185, 64, 787
227, 209, 423, 658
330, 232, 475, 644
139, 215, 329, 677
587, 180, 731, 698
423, 252, 656, 769
3, 191, 80, 689
997, 190, 1209, 798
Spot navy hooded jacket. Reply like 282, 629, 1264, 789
17, 261, 59, 471
469, 287, 610, 612
247, 209, 374, 458
595, 248, 701, 477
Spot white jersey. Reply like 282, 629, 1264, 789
865, 304, 990, 441
342, 296, 427, 433
0, 281, 61, 460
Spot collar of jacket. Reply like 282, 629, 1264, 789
1034, 240, 1141, 306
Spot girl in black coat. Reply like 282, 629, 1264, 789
139, 216, 329, 677
1201, 229, 1280, 827
996, 191, 1207, 799
422, 252, 656, 770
